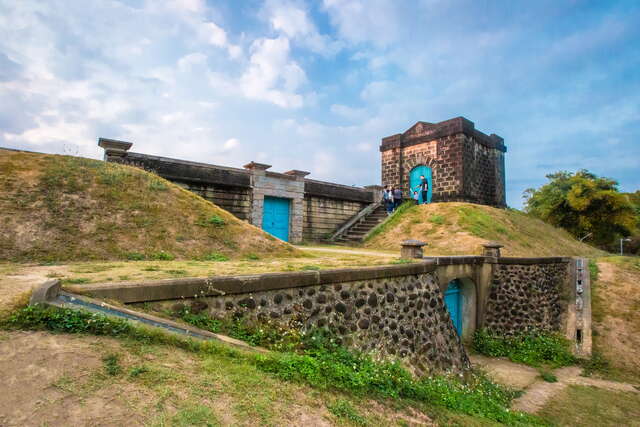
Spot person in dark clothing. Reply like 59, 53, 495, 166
418, 175, 429, 204
393, 187, 402, 210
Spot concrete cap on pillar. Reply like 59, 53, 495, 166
482, 241, 504, 257
98, 138, 133, 156
400, 239, 427, 259
243, 161, 272, 171
284, 169, 310, 178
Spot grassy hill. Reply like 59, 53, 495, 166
365, 202, 605, 257
0, 149, 296, 262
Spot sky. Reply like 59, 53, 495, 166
0, 0, 638, 208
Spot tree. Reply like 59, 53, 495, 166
523, 170, 637, 247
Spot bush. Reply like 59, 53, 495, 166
473, 328, 576, 368
201, 252, 229, 262
125, 252, 145, 261
149, 251, 175, 261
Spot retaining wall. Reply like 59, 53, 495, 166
76, 255, 589, 374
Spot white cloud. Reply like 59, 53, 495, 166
263, 0, 342, 56
223, 138, 239, 150
240, 37, 307, 108
178, 52, 207, 71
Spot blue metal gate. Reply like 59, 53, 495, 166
444, 280, 462, 335
262, 196, 290, 242
409, 165, 433, 203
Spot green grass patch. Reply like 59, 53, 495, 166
5, 305, 544, 425
473, 328, 576, 368
200, 252, 230, 262
457, 207, 513, 240
62, 277, 91, 284
102, 353, 122, 376
365, 201, 416, 242
327, 399, 367, 425
244, 253, 260, 261
540, 371, 557, 383
428, 214, 445, 225
300, 265, 321, 271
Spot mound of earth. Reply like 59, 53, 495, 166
365, 202, 605, 257
0, 149, 296, 262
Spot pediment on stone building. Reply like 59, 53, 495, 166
403, 121, 435, 138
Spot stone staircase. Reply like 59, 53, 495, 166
333, 204, 388, 244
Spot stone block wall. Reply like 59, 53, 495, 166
483, 261, 570, 335
303, 196, 368, 240
380, 117, 507, 207
248, 170, 305, 243
174, 182, 251, 221
192, 271, 470, 374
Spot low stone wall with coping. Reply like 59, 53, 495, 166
74, 255, 589, 373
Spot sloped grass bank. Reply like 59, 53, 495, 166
365, 202, 605, 257
0, 149, 294, 262
4, 304, 546, 426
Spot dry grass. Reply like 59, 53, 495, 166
0, 149, 296, 262
365, 202, 605, 257
592, 257, 640, 383
539, 385, 640, 426
0, 249, 399, 297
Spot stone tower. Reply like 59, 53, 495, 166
380, 116, 507, 207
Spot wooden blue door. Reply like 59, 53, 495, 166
444, 280, 462, 335
262, 196, 290, 242
409, 165, 433, 203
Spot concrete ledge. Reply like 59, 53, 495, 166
494, 257, 571, 265
29, 279, 61, 305
71, 262, 436, 303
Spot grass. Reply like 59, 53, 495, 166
588, 256, 640, 383
539, 385, 640, 426
364, 202, 606, 257
327, 399, 368, 425
103, 353, 122, 376
473, 328, 576, 368
3, 304, 544, 426
0, 149, 295, 262
21, 250, 397, 288
365, 201, 416, 242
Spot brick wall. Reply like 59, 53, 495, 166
380, 117, 507, 207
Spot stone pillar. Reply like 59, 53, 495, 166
400, 240, 427, 259
243, 162, 272, 228
98, 138, 132, 162
364, 185, 384, 203
482, 242, 503, 257
244, 162, 307, 244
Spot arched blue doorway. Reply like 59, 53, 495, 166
444, 279, 462, 335
409, 165, 432, 203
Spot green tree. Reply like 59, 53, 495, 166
523, 170, 636, 247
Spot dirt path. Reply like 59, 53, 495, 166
0, 266, 63, 311
295, 246, 396, 257
472, 355, 639, 414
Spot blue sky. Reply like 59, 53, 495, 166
0, 0, 638, 208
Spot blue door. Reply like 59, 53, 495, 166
262, 196, 290, 242
409, 165, 433, 203
444, 280, 462, 335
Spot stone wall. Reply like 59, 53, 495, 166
170, 269, 470, 375
380, 117, 507, 207
483, 261, 570, 335
79, 256, 587, 373
174, 181, 251, 221
303, 196, 368, 240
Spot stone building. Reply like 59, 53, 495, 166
98, 116, 507, 243
98, 138, 380, 244
380, 116, 507, 207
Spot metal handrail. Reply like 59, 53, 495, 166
329, 200, 382, 241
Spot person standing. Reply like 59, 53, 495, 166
384, 187, 394, 215
393, 187, 403, 210
419, 175, 429, 204
412, 191, 419, 205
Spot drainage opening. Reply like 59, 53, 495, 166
576, 328, 583, 344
